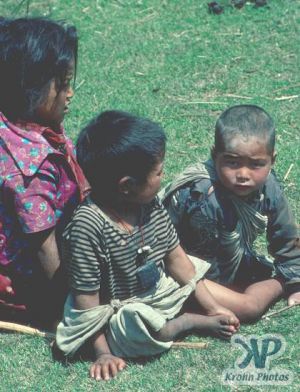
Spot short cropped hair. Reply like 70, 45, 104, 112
0, 17, 78, 122
214, 105, 275, 155
77, 110, 166, 202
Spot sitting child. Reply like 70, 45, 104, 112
0, 17, 88, 327
162, 104, 300, 321
56, 110, 240, 381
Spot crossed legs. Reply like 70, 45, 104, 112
203, 277, 284, 322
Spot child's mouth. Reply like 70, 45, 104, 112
234, 184, 252, 192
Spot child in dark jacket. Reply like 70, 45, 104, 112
162, 104, 300, 321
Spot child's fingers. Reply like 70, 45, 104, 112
0, 274, 14, 295
5, 286, 15, 295
117, 358, 126, 371
90, 363, 101, 380
90, 357, 125, 381
0, 300, 26, 310
91, 363, 106, 381
101, 363, 112, 381
108, 361, 118, 378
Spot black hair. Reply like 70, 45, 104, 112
0, 17, 78, 122
76, 110, 166, 203
214, 104, 275, 156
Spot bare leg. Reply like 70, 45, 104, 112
203, 278, 284, 322
156, 313, 238, 341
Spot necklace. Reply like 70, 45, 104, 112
106, 206, 152, 265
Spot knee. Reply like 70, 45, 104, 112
239, 297, 265, 323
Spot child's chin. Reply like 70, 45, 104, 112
233, 186, 254, 197
138, 196, 156, 205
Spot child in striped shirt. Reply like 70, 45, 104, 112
56, 110, 240, 381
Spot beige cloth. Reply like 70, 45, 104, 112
56, 256, 210, 358
159, 160, 269, 284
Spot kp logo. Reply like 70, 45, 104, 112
221, 334, 293, 385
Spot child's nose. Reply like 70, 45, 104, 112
67, 85, 74, 99
236, 167, 250, 181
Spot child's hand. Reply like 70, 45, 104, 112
90, 353, 126, 381
0, 274, 14, 296
287, 291, 300, 306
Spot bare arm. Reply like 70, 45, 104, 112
26, 228, 67, 326
164, 244, 196, 285
35, 229, 60, 279
26, 228, 61, 279
73, 290, 126, 381
165, 245, 238, 317
74, 291, 112, 356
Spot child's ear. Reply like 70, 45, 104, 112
118, 176, 136, 196
271, 151, 276, 165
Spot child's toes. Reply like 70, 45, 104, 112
219, 316, 234, 326
223, 316, 240, 331
229, 315, 240, 327
219, 329, 233, 339
228, 324, 237, 332
218, 315, 239, 333
220, 323, 238, 336
221, 324, 237, 337
223, 324, 235, 332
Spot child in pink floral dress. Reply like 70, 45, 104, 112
0, 17, 88, 328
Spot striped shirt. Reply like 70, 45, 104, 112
62, 197, 179, 301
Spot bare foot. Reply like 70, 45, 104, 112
199, 314, 238, 339
207, 305, 240, 331
156, 313, 239, 342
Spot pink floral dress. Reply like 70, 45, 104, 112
0, 112, 86, 312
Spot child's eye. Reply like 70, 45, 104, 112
61, 77, 73, 90
226, 160, 238, 167
251, 161, 265, 168
63, 79, 71, 89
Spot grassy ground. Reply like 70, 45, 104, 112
0, 0, 299, 391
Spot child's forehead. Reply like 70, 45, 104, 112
223, 134, 270, 155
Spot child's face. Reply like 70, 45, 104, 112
129, 160, 164, 205
35, 62, 74, 131
214, 135, 274, 197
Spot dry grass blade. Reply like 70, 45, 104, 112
171, 341, 209, 349
0, 321, 55, 339
262, 303, 300, 320
283, 163, 294, 181
274, 95, 299, 101
0, 321, 209, 349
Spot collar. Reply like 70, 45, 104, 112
0, 112, 64, 177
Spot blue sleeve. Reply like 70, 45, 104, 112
266, 177, 300, 292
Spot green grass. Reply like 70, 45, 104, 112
0, 0, 299, 390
